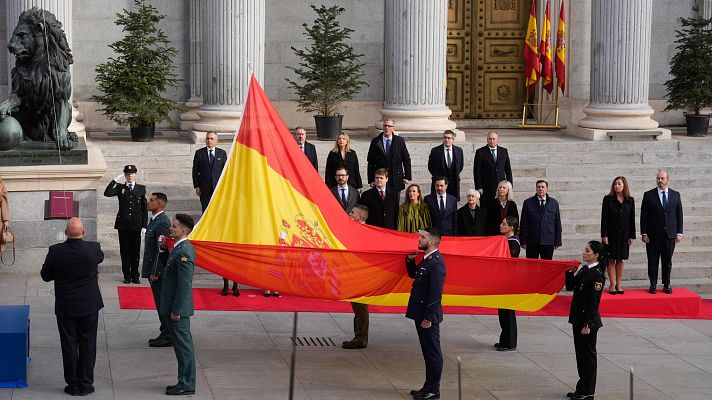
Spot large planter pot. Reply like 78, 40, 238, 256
314, 115, 343, 140
130, 121, 156, 142
684, 112, 709, 137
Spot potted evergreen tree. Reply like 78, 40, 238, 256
92, 0, 184, 142
664, 7, 712, 137
286, 5, 367, 140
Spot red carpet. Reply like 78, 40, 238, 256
117, 287, 712, 319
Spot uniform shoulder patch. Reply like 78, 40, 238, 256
595, 282, 603, 291
180, 256, 188, 262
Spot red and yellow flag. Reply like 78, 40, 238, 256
540, 0, 554, 94
555, 1, 567, 93
523, 0, 540, 93
189, 76, 576, 311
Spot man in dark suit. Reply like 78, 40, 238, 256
342, 204, 370, 349
162, 214, 197, 396
519, 180, 562, 260
424, 177, 458, 236
406, 227, 446, 400
41, 218, 104, 397
640, 170, 684, 294
427, 130, 464, 200
295, 126, 318, 170
330, 167, 359, 213
473, 131, 513, 207
141, 192, 172, 347
104, 164, 148, 284
367, 119, 412, 197
192, 131, 228, 212
357, 168, 399, 229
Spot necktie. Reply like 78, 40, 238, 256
540, 199, 545, 213
385, 138, 391, 153
341, 188, 347, 207
491, 148, 497, 162
380, 189, 385, 202
128, 184, 133, 192
446, 148, 452, 168
209, 149, 214, 163
439, 195, 445, 212
662, 191, 668, 210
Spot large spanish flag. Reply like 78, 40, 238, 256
523, 0, 540, 93
555, 1, 567, 93
539, 0, 554, 94
189, 76, 576, 311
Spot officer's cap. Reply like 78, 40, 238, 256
123, 164, 138, 174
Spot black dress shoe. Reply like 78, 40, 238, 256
648, 285, 657, 294
342, 341, 366, 349
493, 342, 501, 348
166, 384, 178, 391
496, 346, 516, 352
572, 394, 594, 400
131, 277, 140, 284
64, 385, 79, 395
272, 291, 280, 297
149, 338, 173, 347
566, 392, 576, 398
413, 392, 440, 400
78, 386, 95, 396
123, 279, 130, 284
410, 389, 424, 396
263, 290, 271, 297
664, 286, 673, 294
221, 287, 228, 296
165, 386, 195, 396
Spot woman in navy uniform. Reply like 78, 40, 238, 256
406, 227, 446, 400
104, 164, 148, 283
566, 240, 606, 400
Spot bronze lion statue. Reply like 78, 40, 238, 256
0, 7, 77, 151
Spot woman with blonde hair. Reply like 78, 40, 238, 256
397, 184, 431, 233
324, 132, 363, 189
601, 176, 635, 295
485, 180, 518, 236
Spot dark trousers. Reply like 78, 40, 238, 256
150, 278, 170, 340
572, 324, 598, 396
646, 237, 676, 287
350, 302, 369, 346
199, 190, 214, 212
56, 312, 99, 392
167, 317, 196, 390
525, 243, 555, 260
497, 309, 517, 348
415, 321, 443, 393
118, 229, 141, 279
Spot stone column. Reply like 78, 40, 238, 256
192, 0, 265, 140
179, 0, 202, 131
5, 0, 85, 138
378, 0, 456, 135
577, 0, 664, 138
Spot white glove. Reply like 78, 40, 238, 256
114, 173, 124, 183
141, 228, 146, 237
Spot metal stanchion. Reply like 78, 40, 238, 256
630, 366, 634, 400
288, 312, 298, 400
457, 356, 462, 400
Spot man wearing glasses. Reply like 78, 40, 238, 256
366, 119, 412, 199
427, 130, 464, 201
104, 164, 148, 284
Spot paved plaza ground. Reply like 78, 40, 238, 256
1, 272, 712, 400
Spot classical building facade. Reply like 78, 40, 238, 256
0, 0, 696, 135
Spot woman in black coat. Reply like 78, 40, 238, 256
485, 180, 518, 236
495, 216, 519, 351
456, 189, 484, 236
600, 176, 635, 295
566, 240, 606, 400
324, 132, 363, 189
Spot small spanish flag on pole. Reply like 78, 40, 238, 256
555, 1, 566, 94
540, 0, 554, 94
523, 0, 540, 93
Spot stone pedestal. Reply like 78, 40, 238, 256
179, 0, 202, 131
5, 0, 85, 140
191, 0, 265, 142
377, 0, 456, 135
577, 0, 660, 139
1, 145, 106, 272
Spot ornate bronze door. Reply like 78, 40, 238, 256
447, 0, 527, 119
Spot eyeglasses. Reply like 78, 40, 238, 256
383, 124, 394, 128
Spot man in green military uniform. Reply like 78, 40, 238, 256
141, 192, 172, 348
160, 214, 197, 396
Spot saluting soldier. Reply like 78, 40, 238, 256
565, 240, 606, 400
140, 192, 172, 348
406, 227, 446, 400
161, 214, 197, 396
104, 164, 148, 284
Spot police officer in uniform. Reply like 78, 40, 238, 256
406, 227, 446, 400
104, 165, 148, 284
140, 192, 172, 347
565, 240, 606, 400
161, 214, 197, 396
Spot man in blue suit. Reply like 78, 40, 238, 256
640, 170, 683, 294
520, 180, 562, 260
192, 131, 228, 212
406, 227, 446, 400
424, 177, 458, 236
141, 192, 172, 347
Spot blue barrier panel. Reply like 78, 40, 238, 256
0, 305, 29, 388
